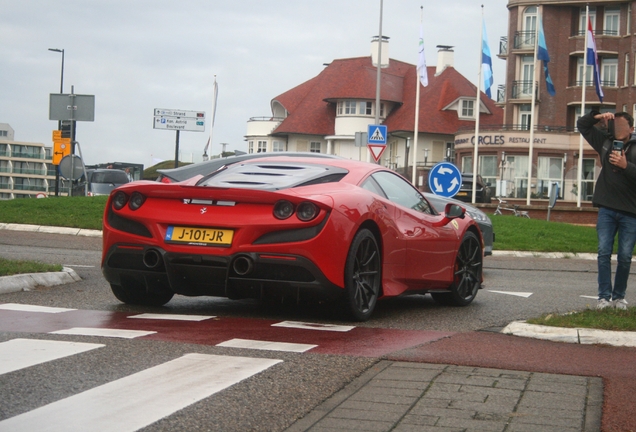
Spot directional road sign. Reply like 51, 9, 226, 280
154, 109, 205, 119
153, 116, 205, 132
367, 124, 387, 144
428, 162, 462, 198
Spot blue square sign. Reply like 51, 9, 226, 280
367, 125, 387, 145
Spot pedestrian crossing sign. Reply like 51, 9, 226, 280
367, 124, 387, 145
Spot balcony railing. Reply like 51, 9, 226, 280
12, 168, 47, 175
497, 85, 505, 104
499, 37, 508, 56
511, 81, 537, 99
13, 184, 47, 191
11, 152, 43, 160
513, 31, 535, 49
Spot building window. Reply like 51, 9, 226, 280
480, 155, 497, 188
460, 99, 474, 119
604, 6, 620, 36
520, 55, 534, 97
625, 54, 630, 86
360, 101, 372, 115
537, 156, 564, 199
580, 158, 596, 201
461, 156, 473, 174
579, 7, 596, 35
380, 103, 386, 117
272, 141, 285, 152
248, 141, 254, 154
337, 100, 357, 115
576, 57, 593, 86
601, 57, 618, 86
257, 141, 267, 153
519, 104, 532, 130
521, 6, 537, 47
310, 142, 321, 153
0, 131, 7, 137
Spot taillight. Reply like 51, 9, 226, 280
296, 201, 319, 221
112, 191, 128, 210
129, 192, 146, 210
273, 200, 294, 220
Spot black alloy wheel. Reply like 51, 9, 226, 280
431, 231, 482, 306
342, 229, 381, 321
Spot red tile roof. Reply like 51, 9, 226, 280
271, 56, 503, 137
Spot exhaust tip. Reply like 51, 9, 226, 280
143, 249, 162, 269
233, 256, 253, 276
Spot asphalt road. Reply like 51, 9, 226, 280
0, 230, 629, 431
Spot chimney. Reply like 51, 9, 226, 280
436, 45, 454, 75
371, 36, 389, 68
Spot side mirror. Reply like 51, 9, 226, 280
445, 203, 466, 219
433, 203, 465, 227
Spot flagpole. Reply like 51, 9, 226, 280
577, 6, 590, 208
413, 6, 423, 185
203, 75, 218, 161
526, 9, 541, 206
472, 5, 485, 204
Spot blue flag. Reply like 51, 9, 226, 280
481, 20, 493, 98
537, 18, 556, 96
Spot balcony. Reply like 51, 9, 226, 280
13, 184, 47, 191
513, 31, 535, 50
499, 37, 508, 56
511, 81, 537, 99
497, 85, 505, 104
12, 152, 44, 160
246, 117, 285, 137
12, 168, 47, 175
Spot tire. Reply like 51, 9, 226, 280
341, 229, 381, 321
110, 282, 174, 307
431, 231, 482, 306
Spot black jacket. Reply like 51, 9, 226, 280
577, 111, 636, 216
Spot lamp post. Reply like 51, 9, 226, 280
48, 48, 64, 197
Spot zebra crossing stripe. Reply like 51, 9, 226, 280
0, 353, 282, 432
128, 313, 215, 321
0, 338, 104, 375
217, 338, 317, 353
0, 303, 75, 313
271, 321, 355, 332
49, 327, 156, 339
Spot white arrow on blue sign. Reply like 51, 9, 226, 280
427, 162, 462, 198
367, 124, 387, 145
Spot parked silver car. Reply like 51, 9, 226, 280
87, 169, 130, 196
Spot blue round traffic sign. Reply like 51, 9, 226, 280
428, 162, 462, 198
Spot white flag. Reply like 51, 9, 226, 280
418, 23, 428, 87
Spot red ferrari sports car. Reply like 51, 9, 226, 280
101, 156, 483, 321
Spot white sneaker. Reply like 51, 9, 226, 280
597, 299, 612, 310
614, 299, 629, 310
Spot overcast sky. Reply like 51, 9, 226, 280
1, 0, 509, 168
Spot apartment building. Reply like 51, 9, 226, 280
0, 123, 56, 199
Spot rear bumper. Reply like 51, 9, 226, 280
102, 244, 343, 301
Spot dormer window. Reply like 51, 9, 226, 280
337, 100, 357, 115
460, 99, 475, 119
337, 100, 386, 118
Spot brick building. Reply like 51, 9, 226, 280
456, 0, 636, 202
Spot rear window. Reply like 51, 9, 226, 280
91, 171, 129, 184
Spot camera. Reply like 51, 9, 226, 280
613, 140, 624, 152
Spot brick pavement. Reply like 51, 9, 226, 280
286, 361, 602, 432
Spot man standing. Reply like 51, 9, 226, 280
578, 111, 636, 310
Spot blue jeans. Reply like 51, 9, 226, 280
597, 206, 636, 301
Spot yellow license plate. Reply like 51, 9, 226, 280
165, 226, 234, 245
456, 192, 468, 196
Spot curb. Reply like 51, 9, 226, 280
0, 223, 101, 237
502, 320, 636, 347
0, 267, 81, 295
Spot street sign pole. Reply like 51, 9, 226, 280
174, 130, 180, 169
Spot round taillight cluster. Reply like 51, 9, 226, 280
112, 191, 146, 211
273, 200, 319, 221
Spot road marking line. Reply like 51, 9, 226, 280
49, 327, 156, 339
486, 290, 533, 298
0, 303, 76, 313
0, 353, 282, 432
0, 338, 104, 375
217, 338, 317, 353
128, 313, 215, 321
271, 321, 355, 332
